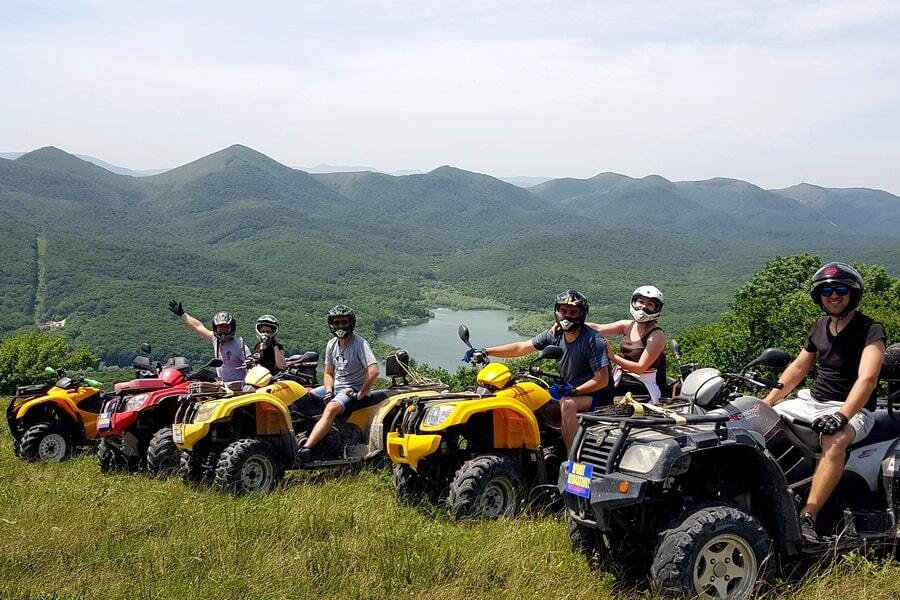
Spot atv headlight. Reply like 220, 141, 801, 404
123, 394, 149, 412
193, 400, 222, 422
422, 405, 456, 428
619, 444, 663, 474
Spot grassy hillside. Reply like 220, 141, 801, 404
1, 426, 899, 600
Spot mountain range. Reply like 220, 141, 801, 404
1, 144, 897, 366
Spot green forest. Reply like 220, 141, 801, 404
1, 146, 899, 379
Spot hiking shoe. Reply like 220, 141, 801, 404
298, 446, 312, 464
800, 512, 820, 544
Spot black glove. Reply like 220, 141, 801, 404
322, 390, 334, 402
811, 412, 849, 435
168, 299, 184, 316
345, 390, 358, 401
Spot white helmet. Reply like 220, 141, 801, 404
630, 286, 664, 323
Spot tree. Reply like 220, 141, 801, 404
0, 332, 97, 393
678, 255, 899, 372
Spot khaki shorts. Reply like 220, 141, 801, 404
773, 389, 874, 443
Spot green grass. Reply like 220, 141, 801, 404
1, 424, 899, 600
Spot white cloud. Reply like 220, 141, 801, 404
1, 1, 899, 192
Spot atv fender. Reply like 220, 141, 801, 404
179, 396, 293, 450
420, 398, 542, 451
15, 397, 79, 426
676, 444, 801, 554
386, 432, 442, 470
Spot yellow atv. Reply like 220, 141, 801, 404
6, 367, 105, 461
173, 350, 444, 494
386, 325, 566, 518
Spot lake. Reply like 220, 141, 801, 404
378, 308, 528, 371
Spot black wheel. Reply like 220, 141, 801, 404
214, 438, 285, 494
650, 503, 771, 600
447, 454, 526, 519
393, 463, 440, 505
146, 427, 179, 477
180, 451, 216, 486
19, 421, 71, 462
97, 439, 131, 473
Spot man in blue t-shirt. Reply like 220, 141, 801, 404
463, 290, 611, 451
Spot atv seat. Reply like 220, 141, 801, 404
534, 401, 562, 432
15, 383, 51, 397
114, 378, 169, 394
165, 356, 192, 371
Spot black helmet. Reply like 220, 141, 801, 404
554, 289, 589, 331
211, 311, 236, 342
327, 305, 356, 339
881, 343, 900, 382
255, 314, 279, 341
810, 262, 863, 316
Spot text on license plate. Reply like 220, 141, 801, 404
564, 461, 592, 498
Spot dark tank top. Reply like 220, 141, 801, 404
619, 322, 664, 368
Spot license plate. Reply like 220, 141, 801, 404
172, 427, 184, 444
564, 461, 593, 498
97, 412, 111, 431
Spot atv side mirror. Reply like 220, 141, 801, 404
747, 348, 791, 370
538, 345, 563, 361
458, 324, 472, 348
205, 358, 223, 369
140, 343, 152, 355
671, 339, 681, 361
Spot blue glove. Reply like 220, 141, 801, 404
548, 382, 576, 401
462, 348, 488, 363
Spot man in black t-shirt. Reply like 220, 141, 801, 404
763, 262, 886, 543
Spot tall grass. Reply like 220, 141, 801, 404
1, 425, 899, 600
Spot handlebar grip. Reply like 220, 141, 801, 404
754, 377, 783, 389
792, 417, 813, 429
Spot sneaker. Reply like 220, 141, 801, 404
298, 446, 312, 463
800, 512, 820, 544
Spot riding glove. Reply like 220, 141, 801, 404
811, 412, 849, 435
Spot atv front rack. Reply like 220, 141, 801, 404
572, 412, 729, 476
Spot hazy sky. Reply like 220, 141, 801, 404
2, 1, 900, 192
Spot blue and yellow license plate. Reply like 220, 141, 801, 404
564, 461, 592, 498
96, 412, 111, 431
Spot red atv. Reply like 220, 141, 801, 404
96, 344, 219, 475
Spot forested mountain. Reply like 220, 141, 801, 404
1, 145, 898, 367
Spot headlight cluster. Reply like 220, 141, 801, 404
193, 400, 221, 422
422, 405, 456, 428
123, 394, 149, 412
618, 444, 663, 474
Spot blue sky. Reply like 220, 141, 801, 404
2, 1, 899, 192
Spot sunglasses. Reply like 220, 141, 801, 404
820, 285, 850, 298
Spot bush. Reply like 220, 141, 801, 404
0, 331, 96, 393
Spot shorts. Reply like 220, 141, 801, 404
309, 385, 363, 414
773, 388, 874, 443
588, 388, 614, 411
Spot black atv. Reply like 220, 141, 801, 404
562, 344, 900, 600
